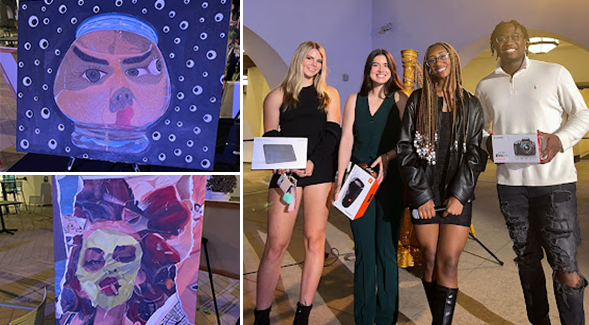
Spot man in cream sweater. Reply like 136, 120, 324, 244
476, 20, 589, 325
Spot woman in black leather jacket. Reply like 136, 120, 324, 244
397, 42, 487, 324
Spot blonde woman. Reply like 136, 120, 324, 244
255, 41, 341, 325
397, 42, 487, 324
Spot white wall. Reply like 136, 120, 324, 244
372, 0, 589, 70
244, 0, 373, 102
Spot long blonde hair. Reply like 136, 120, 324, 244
280, 41, 331, 111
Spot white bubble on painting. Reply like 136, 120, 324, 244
20, 139, 29, 149
22, 76, 32, 86
174, 37, 181, 44
203, 114, 212, 122
202, 2, 208, 8
206, 50, 217, 60
58, 4, 67, 14
158, 153, 166, 161
187, 140, 194, 147
154, 0, 165, 10
115, 0, 123, 7
193, 126, 201, 135
93, 5, 100, 13
163, 25, 170, 33
39, 38, 49, 49
41, 107, 51, 119
19, 125, 24, 131
179, 21, 189, 30
169, 134, 177, 142
185, 155, 193, 163
186, 60, 195, 68
152, 131, 161, 140
192, 85, 203, 95
58, 124, 65, 131
43, 18, 50, 25
65, 146, 71, 153
24, 42, 31, 50
215, 13, 223, 22
71, 17, 78, 24
35, 128, 41, 134
29, 15, 39, 28
48, 139, 58, 149
174, 148, 182, 156
202, 71, 208, 77
177, 92, 185, 100
200, 33, 207, 40
177, 121, 183, 127
189, 105, 197, 112
169, 10, 176, 18
201, 159, 210, 168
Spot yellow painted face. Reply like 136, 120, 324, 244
75, 229, 143, 310
54, 30, 171, 128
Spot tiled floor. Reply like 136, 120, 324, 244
0, 206, 241, 325
243, 162, 589, 324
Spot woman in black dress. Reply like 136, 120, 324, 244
397, 42, 487, 324
254, 41, 341, 325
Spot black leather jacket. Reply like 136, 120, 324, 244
397, 88, 487, 208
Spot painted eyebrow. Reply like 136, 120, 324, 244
73, 47, 109, 65
122, 50, 152, 64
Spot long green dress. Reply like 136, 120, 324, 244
350, 93, 404, 325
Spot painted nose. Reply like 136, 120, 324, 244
109, 87, 134, 113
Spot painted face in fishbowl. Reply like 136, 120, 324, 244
54, 14, 171, 153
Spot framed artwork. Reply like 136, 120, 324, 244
53, 175, 206, 324
17, 0, 231, 170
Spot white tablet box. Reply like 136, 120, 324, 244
492, 134, 542, 163
333, 164, 380, 220
251, 137, 308, 170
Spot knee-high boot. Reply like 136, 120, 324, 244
293, 302, 313, 325
422, 279, 436, 314
254, 307, 271, 325
432, 284, 458, 325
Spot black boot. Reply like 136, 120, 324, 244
422, 279, 436, 314
254, 306, 271, 325
553, 274, 587, 325
432, 284, 458, 325
293, 302, 312, 325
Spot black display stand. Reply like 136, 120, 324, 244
201, 237, 222, 325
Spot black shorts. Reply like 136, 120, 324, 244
268, 160, 335, 189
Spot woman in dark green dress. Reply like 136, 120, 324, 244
336, 49, 407, 325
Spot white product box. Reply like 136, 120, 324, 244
333, 164, 380, 220
251, 137, 308, 170
492, 134, 542, 163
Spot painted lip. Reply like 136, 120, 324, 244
115, 105, 134, 126
99, 277, 121, 296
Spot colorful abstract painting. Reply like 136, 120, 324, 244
17, 0, 232, 170
53, 175, 206, 324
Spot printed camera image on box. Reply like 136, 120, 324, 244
492, 134, 543, 163
251, 137, 307, 170
334, 164, 379, 220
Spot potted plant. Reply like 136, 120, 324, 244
206, 175, 238, 201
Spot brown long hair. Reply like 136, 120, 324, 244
358, 49, 404, 98
279, 41, 331, 111
416, 42, 465, 162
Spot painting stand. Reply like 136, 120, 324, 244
202, 237, 222, 325
468, 231, 504, 265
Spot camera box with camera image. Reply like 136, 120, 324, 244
492, 134, 543, 163
334, 163, 380, 220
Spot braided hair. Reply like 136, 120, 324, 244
490, 20, 530, 58
415, 42, 465, 164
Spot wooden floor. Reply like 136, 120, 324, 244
0, 205, 240, 325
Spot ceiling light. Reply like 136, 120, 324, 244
528, 37, 559, 54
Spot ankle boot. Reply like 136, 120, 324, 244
422, 279, 436, 314
254, 306, 271, 325
432, 284, 458, 325
293, 302, 312, 325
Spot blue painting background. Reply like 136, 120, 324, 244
17, 0, 231, 170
